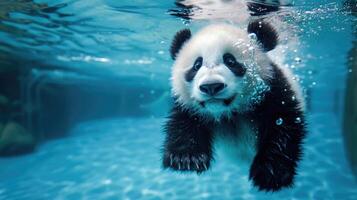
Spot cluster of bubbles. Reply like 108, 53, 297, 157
233, 34, 271, 111
244, 67, 271, 111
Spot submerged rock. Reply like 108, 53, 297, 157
0, 122, 4, 134
344, 42, 357, 180
0, 122, 35, 156
0, 94, 9, 106
343, 1, 357, 180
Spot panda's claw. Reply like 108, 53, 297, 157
169, 154, 174, 166
203, 163, 208, 171
191, 156, 200, 170
195, 162, 200, 170
163, 152, 210, 173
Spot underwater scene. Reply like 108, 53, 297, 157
0, 0, 357, 199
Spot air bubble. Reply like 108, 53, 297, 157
349, 69, 353, 73
292, 96, 296, 101
248, 33, 257, 40
294, 57, 302, 63
276, 118, 283, 126
281, 101, 285, 105
295, 117, 302, 124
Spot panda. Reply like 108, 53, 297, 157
162, 20, 307, 192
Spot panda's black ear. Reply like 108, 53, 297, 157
170, 29, 191, 60
247, 20, 278, 52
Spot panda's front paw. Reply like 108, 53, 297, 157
163, 152, 210, 173
249, 154, 295, 192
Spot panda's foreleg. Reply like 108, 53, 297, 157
162, 106, 213, 173
248, 65, 307, 191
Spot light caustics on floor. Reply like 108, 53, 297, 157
0, 115, 356, 200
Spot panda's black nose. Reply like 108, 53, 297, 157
199, 82, 226, 96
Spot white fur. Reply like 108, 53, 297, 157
213, 119, 257, 165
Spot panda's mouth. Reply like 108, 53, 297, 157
223, 95, 236, 106
199, 94, 236, 107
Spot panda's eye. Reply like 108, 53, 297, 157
193, 57, 203, 71
223, 53, 236, 66
223, 53, 246, 77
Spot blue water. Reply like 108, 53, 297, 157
0, 0, 356, 199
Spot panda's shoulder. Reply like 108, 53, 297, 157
243, 62, 304, 117
270, 63, 305, 110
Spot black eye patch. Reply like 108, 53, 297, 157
185, 57, 203, 82
223, 53, 246, 77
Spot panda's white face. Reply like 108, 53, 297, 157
171, 24, 273, 120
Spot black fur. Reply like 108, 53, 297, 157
223, 53, 246, 77
247, 20, 278, 52
162, 62, 306, 191
247, 2, 280, 16
185, 57, 203, 82
162, 105, 213, 173
248, 63, 306, 192
170, 29, 191, 60
185, 67, 198, 82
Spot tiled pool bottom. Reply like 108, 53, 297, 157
0, 113, 356, 200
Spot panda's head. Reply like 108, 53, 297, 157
170, 20, 278, 120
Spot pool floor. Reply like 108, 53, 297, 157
0, 113, 356, 200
